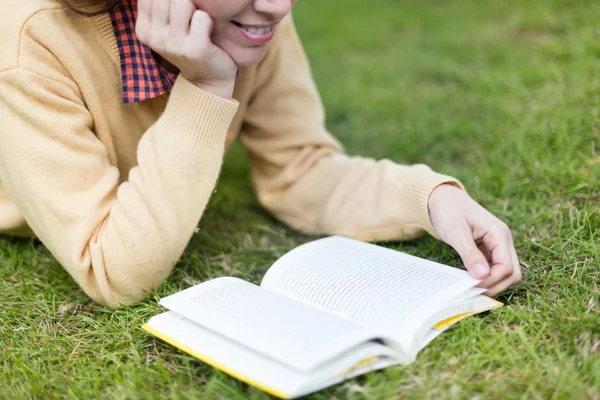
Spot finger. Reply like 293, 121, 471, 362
150, 0, 170, 30
443, 222, 491, 280
508, 234, 522, 284
169, 0, 195, 38
510, 243, 523, 283
484, 271, 518, 296
477, 241, 492, 263
136, 0, 152, 42
189, 9, 214, 42
478, 224, 514, 288
485, 258, 521, 296
486, 236, 523, 296
137, 0, 151, 21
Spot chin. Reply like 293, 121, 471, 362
226, 45, 269, 67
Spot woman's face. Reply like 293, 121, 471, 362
192, 0, 296, 66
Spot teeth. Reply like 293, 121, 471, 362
241, 26, 273, 35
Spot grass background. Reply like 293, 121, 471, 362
1, 0, 599, 398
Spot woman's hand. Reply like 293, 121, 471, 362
135, 0, 238, 98
428, 184, 522, 296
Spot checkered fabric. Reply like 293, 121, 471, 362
109, 0, 177, 103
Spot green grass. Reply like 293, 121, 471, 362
2, 0, 599, 398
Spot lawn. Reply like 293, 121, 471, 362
1, 0, 599, 399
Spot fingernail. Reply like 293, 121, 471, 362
474, 264, 489, 278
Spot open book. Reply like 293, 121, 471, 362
143, 236, 502, 398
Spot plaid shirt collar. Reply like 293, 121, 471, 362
109, 0, 177, 104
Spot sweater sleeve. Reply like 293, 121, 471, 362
239, 17, 463, 242
0, 69, 238, 307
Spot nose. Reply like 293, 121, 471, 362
253, 0, 294, 20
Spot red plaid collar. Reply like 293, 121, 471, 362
109, 0, 177, 103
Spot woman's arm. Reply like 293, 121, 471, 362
0, 0, 243, 308
240, 17, 461, 241
0, 69, 237, 308
240, 17, 521, 295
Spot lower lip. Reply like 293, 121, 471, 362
235, 25, 275, 44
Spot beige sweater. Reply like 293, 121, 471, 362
0, 0, 461, 307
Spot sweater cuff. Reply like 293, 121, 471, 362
160, 76, 239, 149
397, 166, 465, 240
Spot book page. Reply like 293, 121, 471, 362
451, 287, 487, 304
261, 236, 480, 353
412, 295, 502, 358
159, 277, 388, 373
144, 311, 396, 399
144, 311, 303, 399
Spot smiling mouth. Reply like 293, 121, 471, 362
231, 21, 274, 35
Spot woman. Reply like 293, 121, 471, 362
0, 0, 521, 307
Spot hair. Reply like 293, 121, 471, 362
59, 0, 121, 16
